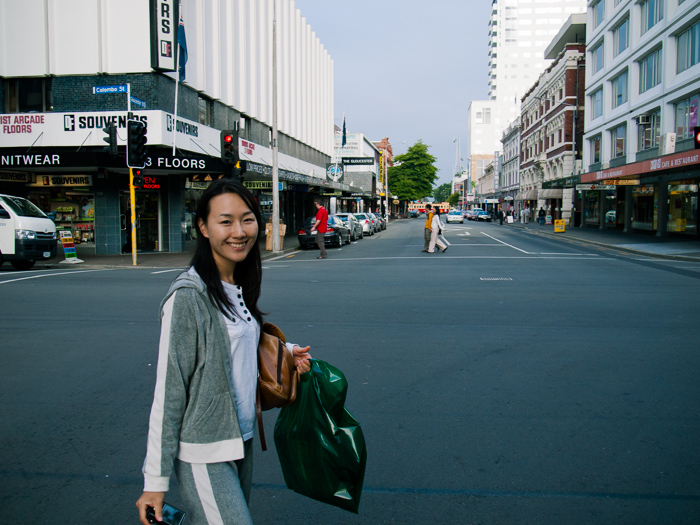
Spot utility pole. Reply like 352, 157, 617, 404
271, 0, 280, 251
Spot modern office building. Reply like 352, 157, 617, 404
0, 0, 341, 254
580, 0, 700, 235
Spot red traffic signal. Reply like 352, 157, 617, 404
221, 130, 239, 164
694, 127, 700, 150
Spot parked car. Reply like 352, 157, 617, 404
408, 210, 419, 218
446, 210, 464, 224
297, 215, 350, 249
466, 208, 484, 221
370, 212, 386, 231
353, 213, 375, 235
335, 213, 363, 241
475, 210, 492, 222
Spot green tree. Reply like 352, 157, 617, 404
447, 192, 460, 207
433, 183, 451, 203
388, 140, 438, 204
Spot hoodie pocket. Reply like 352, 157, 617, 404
183, 393, 236, 440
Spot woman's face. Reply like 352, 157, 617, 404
198, 192, 259, 272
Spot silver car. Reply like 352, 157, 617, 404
353, 213, 375, 235
335, 213, 363, 241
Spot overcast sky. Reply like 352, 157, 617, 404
292, 0, 493, 188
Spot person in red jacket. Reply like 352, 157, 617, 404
311, 201, 328, 259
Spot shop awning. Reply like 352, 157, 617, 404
514, 192, 523, 200
540, 189, 563, 199
523, 189, 538, 199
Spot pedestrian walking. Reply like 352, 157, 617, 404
498, 209, 504, 225
421, 203, 434, 252
429, 209, 448, 253
136, 178, 312, 525
311, 200, 328, 259
538, 207, 546, 225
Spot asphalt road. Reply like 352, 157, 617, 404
1, 218, 699, 524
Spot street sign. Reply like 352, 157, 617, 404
93, 85, 128, 94
130, 96, 146, 109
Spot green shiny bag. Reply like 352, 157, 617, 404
273, 359, 367, 513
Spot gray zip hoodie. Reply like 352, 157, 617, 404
142, 270, 251, 492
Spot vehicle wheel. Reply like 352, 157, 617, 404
11, 259, 35, 270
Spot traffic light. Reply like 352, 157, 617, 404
102, 123, 117, 157
694, 127, 700, 149
127, 120, 148, 169
221, 130, 238, 164
133, 170, 144, 188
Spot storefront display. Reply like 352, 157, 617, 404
667, 182, 698, 234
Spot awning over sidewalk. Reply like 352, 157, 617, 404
514, 192, 523, 200
540, 189, 563, 199
523, 189, 538, 199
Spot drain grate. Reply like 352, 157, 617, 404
480, 277, 513, 281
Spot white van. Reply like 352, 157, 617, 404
0, 194, 57, 270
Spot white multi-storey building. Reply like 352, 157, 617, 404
0, 0, 339, 254
581, 0, 700, 236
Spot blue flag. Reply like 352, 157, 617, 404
342, 115, 347, 147
177, 15, 188, 82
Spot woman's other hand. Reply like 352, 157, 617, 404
292, 345, 312, 374
136, 491, 165, 525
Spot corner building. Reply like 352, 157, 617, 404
0, 0, 339, 254
581, 0, 700, 236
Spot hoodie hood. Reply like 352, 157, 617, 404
162, 269, 206, 306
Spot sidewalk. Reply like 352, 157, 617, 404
505, 219, 700, 261
38, 234, 300, 269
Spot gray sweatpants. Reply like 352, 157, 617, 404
174, 439, 254, 524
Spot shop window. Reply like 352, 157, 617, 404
677, 21, 700, 74
5, 78, 53, 113
637, 111, 661, 151
611, 123, 626, 158
667, 183, 698, 234
674, 94, 699, 139
639, 48, 662, 93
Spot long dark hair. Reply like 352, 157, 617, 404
191, 178, 265, 326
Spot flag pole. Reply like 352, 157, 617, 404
173, 0, 184, 156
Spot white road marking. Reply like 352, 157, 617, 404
151, 268, 185, 274
481, 232, 531, 253
0, 268, 112, 285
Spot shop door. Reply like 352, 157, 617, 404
120, 192, 160, 253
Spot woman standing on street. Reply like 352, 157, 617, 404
429, 208, 448, 253
136, 178, 312, 525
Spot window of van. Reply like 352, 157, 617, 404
1, 196, 48, 218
